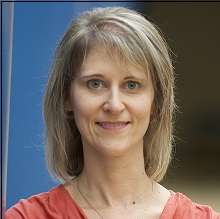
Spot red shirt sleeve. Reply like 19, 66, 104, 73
160, 191, 220, 219
5, 185, 87, 219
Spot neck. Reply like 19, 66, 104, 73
78, 147, 152, 208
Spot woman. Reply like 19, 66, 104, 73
6, 6, 219, 219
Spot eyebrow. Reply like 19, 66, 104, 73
124, 76, 143, 80
80, 74, 104, 79
80, 74, 146, 81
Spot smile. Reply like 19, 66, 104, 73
96, 121, 130, 130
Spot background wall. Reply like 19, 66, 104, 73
6, 1, 220, 212
6, 1, 136, 210
142, 2, 220, 211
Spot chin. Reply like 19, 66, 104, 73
96, 141, 138, 158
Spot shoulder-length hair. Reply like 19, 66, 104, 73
43, 6, 176, 182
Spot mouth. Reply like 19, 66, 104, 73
96, 121, 130, 130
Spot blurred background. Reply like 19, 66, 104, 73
142, 2, 220, 212
4, 1, 220, 212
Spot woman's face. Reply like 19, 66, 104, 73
67, 46, 155, 158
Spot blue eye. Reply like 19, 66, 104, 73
88, 80, 101, 89
126, 81, 139, 90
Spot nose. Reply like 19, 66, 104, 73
103, 89, 125, 114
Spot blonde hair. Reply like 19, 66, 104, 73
43, 6, 176, 182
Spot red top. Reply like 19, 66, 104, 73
5, 185, 220, 219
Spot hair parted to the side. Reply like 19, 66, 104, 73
43, 6, 176, 182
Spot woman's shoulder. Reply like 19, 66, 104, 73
5, 185, 86, 219
160, 190, 220, 219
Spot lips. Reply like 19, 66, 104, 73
96, 121, 130, 130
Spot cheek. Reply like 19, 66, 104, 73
70, 89, 98, 126
133, 97, 154, 132
71, 98, 91, 136
135, 96, 153, 118
71, 95, 88, 120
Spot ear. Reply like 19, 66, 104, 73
150, 100, 157, 115
65, 99, 73, 112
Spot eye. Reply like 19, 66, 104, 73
87, 80, 102, 89
125, 81, 139, 90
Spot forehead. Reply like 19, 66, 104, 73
82, 45, 149, 79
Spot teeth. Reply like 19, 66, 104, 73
99, 123, 126, 127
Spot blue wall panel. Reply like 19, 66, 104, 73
6, 1, 136, 209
